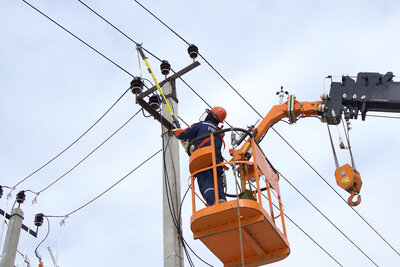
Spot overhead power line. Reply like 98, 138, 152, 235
21, 0, 134, 77
272, 127, 400, 257
278, 170, 379, 266
36, 109, 142, 194
248, 183, 343, 266
46, 148, 162, 218
13, 88, 131, 189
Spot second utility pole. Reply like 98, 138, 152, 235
161, 81, 183, 267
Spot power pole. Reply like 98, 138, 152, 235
0, 208, 24, 267
162, 81, 183, 267
134, 60, 199, 267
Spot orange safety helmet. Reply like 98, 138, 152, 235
209, 106, 227, 122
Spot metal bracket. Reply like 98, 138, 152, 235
0, 208, 37, 238
136, 61, 200, 129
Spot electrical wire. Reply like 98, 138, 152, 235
36, 109, 141, 194
34, 216, 50, 264
366, 114, 400, 119
12, 85, 131, 189
21, 0, 134, 77
76, 0, 232, 128
45, 148, 162, 218
248, 183, 343, 266
272, 126, 400, 257
277, 170, 379, 266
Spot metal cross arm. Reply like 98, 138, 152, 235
0, 208, 37, 237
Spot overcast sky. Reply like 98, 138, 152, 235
1, 0, 400, 266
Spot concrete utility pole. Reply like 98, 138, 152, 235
161, 81, 183, 267
0, 208, 24, 267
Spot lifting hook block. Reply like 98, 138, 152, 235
347, 191, 361, 206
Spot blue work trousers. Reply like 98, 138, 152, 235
196, 167, 226, 205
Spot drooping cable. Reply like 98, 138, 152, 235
36, 109, 141, 194
34, 216, 50, 264
13, 86, 131, 189
278, 170, 379, 266
45, 148, 161, 218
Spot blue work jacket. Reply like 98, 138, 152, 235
175, 121, 224, 161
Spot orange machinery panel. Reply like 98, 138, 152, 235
191, 199, 290, 266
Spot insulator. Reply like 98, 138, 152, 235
187, 44, 199, 59
16, 190, 26, 204
160, 60, 171, 76
34, 213, 45, 227
0, 185, 3, 199
148, 95, 161, 110
130, 77, 144, 95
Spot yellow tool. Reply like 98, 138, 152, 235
136, 44, 181, 129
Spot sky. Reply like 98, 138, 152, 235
1, 0, 400, 266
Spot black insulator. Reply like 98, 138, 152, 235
130, 77, 144, 95
16, 190, 26, 204
148, 95, 161, 110
0, 186, 3, 199
34, 213, 45, 227
160, 60, 171, 76
187, 44, 199, 59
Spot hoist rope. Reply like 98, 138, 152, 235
327, 124, 340, 168
230, 128, 245, 267
342, 119, 356, 169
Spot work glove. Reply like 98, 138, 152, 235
180, 140, 188, 150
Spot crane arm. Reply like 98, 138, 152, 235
240, 96, 322, 154
253, 97, 322, 141
321, 72, 400, 125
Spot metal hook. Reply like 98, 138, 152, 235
347, 191, 361, 206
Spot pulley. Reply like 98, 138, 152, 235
16, 190, 26, 204
160, 60, 171, 76
187, 44, 199, 60
130, 77, 144, 95
34, 213, 45, 227
148, 95, 161, 110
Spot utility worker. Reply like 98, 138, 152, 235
172, 107, 227, 206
